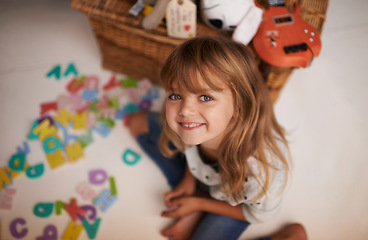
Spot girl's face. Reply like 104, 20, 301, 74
165, 76, 235, 150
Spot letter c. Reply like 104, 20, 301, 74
9, 218, 28, 239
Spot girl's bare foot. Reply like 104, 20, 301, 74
161, 212, 203, 240
272, 223, 307, 240
125, 111, 148, 137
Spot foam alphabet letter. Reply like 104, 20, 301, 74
84, 76, 99, 90
57, 94, 71, 111
64, 62, 78, 77
36, 225, 58, 240
66, 76, 85, 94
103, 75, 120, 90
125, 88, 140, 103
46, 149, 66, 170
109, 177, 117, 196
138, 99, 152, 111
96, 95, 109, 109
69, 94, 84, 112
33, 119, 58, 141
121, 77, 137, 88
86, 113, 97, 129
61, 221, 83, 240
37, 116, 55, 125
89, 169, 107, 185
43, 136, 63, 154
40, 101, 58, 116
108, 98, 119, 108
26, 163, 44, 179
93, 189, 117, 212
64, 199, 87, 222
123, 149, 141, 166
82, 90, 99, 102
34, 203, 54, 218
9, 153, 26, 172
82, 218, 101, 239
89, 100, 100, 114
0, 167, 12, 190
77, 130, 93, 149
0, 188, 16, 210
137, 78, 152, 96
17, 141, 30, 155
46, 65, 61, 80
143, 86, 159, 100
93, 123, 111, 138
96, 118, 115, 129
115, 106, 125, 120
5, 165, 25, 181
65, 141, 84, 163
28, 121, 40, 140
76, 182, 96, 201
73, 111, 87, 130
123, 103, 140, 115
9, 218, 28, 239
55, 200, 65, 216
54, 109, 73, 127
98, 108, 116, 120
55, 122, 78, 146
78, 205, 97, 221
76, 102, 91, 114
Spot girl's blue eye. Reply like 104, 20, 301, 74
200, 95, 213, 102
169, 94, 181, 100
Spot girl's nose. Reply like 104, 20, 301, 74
179, 100, 196, 116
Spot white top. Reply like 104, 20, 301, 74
184, 144, 288, 223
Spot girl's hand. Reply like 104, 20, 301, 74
164, 189, 186, 208
161, 196, 201, 218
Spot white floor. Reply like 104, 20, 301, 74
0, 0, 367, 239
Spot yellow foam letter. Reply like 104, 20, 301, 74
46, 149, 66, 170
33, 119, 58, 141
73, 112, 87, 130
65, 142, 84, 163
62, 221, 83, 240
54, 108, 73, 126
0, 167, 12, 191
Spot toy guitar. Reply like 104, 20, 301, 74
252, 0, 321, 68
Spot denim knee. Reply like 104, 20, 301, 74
191, 213, 250, 240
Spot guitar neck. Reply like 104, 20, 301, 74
268, 0, 285, 7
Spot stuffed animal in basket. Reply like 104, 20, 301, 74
142, 0, 197, 30
200, 0, 263, 45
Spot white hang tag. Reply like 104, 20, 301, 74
166, 0, 197, 39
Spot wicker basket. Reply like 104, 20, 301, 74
71, 0, 328, 102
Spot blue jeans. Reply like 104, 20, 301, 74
136, 112, 252, 240
136, 112, 186, 189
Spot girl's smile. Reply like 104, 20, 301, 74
178, 122, 206, 129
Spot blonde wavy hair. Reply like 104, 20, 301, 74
159, 37, 290, 202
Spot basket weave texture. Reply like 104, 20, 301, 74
71, 0, 328, 102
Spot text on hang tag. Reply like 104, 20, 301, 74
166, 0, 197, 39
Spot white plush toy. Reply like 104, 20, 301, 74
200, 0, 263, 45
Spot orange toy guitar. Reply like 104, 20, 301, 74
252, 0, 321, 68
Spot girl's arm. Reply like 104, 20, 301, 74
164, 164, 196, 206
198, 197, 246, 221
162, 195, 246, 221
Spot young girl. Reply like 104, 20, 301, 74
128, 37, 306, 240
